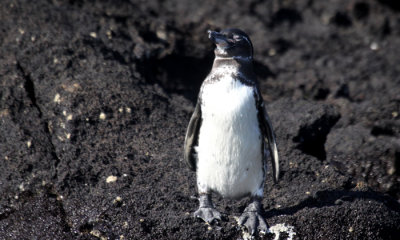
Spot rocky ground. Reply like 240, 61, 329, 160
1, 0, 400, 239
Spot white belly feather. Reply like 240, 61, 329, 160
196, 74, 264, 198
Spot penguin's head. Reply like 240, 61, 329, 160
208, 28, 253, 60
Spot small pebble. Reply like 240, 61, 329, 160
89, 32, 97, 38
268, 48, 277, 56
370, 42, 379, 51
106, 30, 112, 39
99, 112, 106, 120
106, 175, 117, 183
156, 29, 167, 40
54, 93, 61, 103
123, 221, 128, 228
90, 229, 101, 238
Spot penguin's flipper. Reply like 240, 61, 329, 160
262, 108, 279, 183
183, 101, 202, 171
255, 89, 279, 183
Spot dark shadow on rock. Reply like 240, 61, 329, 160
266, 189, 400, 218
353, 2, 370, 20
293, 111, 340, 160
378, 0, 400, 11
254, 60, 276, 80
271, 38, 293, 55
330, 12, 353, 28
335, 83, 350, 99
269, 8, 303, 28
138, 53, 213, 102
371, 120, 399, 137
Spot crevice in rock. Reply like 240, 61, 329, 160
79, 222, 94, 233
45, 186, 72, 233
395, 151, 400, 176
16, 61, 62, 173
17, 62, 43, 118
293, 112, 340, 160
371, 122, 396, 136
56, 200, 72, 232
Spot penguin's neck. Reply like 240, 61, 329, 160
211, 57, 255, 80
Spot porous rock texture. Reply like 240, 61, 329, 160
0, 0, 399, 239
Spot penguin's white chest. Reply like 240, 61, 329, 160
196, 74, 264, 198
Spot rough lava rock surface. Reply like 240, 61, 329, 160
1, 0, 400, 239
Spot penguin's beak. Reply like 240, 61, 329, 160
208, 30, 231, 49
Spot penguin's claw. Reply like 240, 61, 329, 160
238, 211, 269, 236
194, 207, 221, 224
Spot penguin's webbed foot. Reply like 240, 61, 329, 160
238, 210, 268, 235
238, 198, 269, 236
194, 207, 221, 224
194, 194, 221, 224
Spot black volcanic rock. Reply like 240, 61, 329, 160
1, 0, 399, 239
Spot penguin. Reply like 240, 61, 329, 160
183, 28, 279, 235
